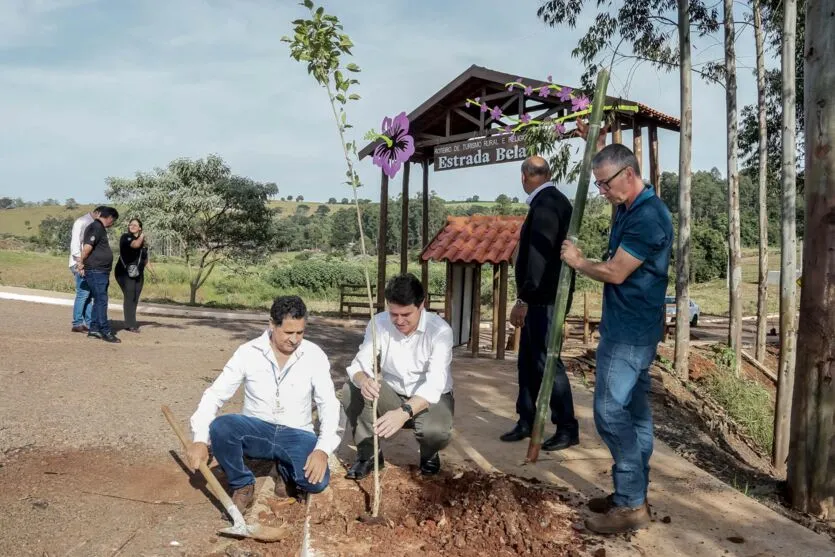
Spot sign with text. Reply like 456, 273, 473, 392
433, 133, 528, 172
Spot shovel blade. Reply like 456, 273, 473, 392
218, 523, 289, 543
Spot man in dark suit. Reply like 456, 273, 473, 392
500, 155, 579, 451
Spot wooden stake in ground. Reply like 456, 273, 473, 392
753, 0, 769, 364
526, 69, 610, 463
787, 0, 835, 516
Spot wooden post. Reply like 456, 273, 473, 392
421, 160, 430, 294
400, 162, 410, 275
583, 291, 590, 344
470, 264, 482, 357
649, 124, 661, 196
444, 262, 453, 326
491, 263, 500, 351
512, 326, 521, 353
633, 119, 643, 174
611, 118, 623, 224
497, 262, 508, 360
376, 170, 389, 310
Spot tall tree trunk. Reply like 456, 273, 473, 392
753, 0, 769, 363
675, 0, 693, 381
773, 0, 798, 476
725, 0, 742, 375
787, 0, 834, 516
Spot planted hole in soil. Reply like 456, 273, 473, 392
222, 467, 584, 557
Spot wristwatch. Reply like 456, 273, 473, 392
400, 403, 414, 419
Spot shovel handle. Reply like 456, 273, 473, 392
161, 405, 237, 513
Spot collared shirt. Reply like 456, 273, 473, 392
68, 212, 94, 268
600, 185, 673, 346
190, 332, 341, 455
82, 220, 113, 271
346, 309, 453, 404
525, 182, 555, 205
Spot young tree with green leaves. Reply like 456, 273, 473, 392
105, 155, 277, 304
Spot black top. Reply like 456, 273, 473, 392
514, 186, 574, 306
82, 220, 113, 272
115, 232, 147, 276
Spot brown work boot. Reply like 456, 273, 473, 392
231, 484, 255, 515
588, 493, 652, 515
585, 504, 651, 534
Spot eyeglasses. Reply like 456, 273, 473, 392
594, 166, 629, 191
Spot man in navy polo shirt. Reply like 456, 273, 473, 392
560, 123, 673, 534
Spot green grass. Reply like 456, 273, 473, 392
703, 354, 775, 455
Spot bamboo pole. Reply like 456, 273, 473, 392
526, 69, 610, 463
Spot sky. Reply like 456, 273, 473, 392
0, 0, 770, 204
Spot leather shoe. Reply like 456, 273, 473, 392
87, 331, 103, 339
345, 453, 384, 480
71, 325, 89, 333
101, 333, 122, 344
542, 431, 579, 451
499, 423, 531, 442
419, 453, 441, 476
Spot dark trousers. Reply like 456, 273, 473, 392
85, 270, 112, 336
116, 272, 144, 328
516, 304, 578, 434
341, 381, 454, 460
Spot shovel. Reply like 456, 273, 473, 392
161, 405, 288, 542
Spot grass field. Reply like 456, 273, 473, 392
0, 246, 792, 318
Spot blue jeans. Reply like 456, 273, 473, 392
516, 304, 578, 434
85, 270, 111, 335
209, 414, 330, 493
71, 268, 93, 327
594, 338, 658, 508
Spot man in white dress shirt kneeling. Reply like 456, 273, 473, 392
187, 296, 341, 515
343, 273, 455, 479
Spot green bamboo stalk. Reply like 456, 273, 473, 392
526, 69, 611, 463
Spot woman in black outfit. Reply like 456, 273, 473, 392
115, 218, 148, 332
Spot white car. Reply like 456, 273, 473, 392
665, 296, 700, 327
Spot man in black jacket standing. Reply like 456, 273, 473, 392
500, 155, 579, 451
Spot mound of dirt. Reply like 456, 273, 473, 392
222, 467, 582, 557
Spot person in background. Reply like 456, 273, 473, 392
500, 156, 579, 452
115, 218, 149, 333
68, 206, 104, 333
77, 206, 120, 343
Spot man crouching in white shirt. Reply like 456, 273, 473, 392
187, 295, 341, 515
343, 273, 454, 479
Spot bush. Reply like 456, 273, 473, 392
264, 257, 366, 293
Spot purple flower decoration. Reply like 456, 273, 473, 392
554, 122, 566, 135
480, 102, 489, 113
538, 85, 550, 98
372, 111, 415, 179
571, 95, 590, 112
524, 85, 533, 96
520, 113, 531, 125
547, 74, 553, 82
504, 124, 513, 133
490, 105, 502, 120
557, 87, 573, 102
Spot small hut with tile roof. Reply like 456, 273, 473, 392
422, 214, 525, 359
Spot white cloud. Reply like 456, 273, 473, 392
0, 0, 769, 203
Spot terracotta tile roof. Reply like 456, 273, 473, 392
421, 215, 525, 264
635, 102, 680, 128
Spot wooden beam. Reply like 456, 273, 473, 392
633, 119, 643, 174
486, 92, 521, 126
421, 160, 430, 293
470, 264, 482, 357
376, 170, 389, 310
480, 89, 517, 103
649, 124, 661, 196
400, 162, 410, 275
497, 262, 508, 360
453, 107, 483, 128
445, 110, 451, 137
741, 350, 778, 383
491, 263, 500, 351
